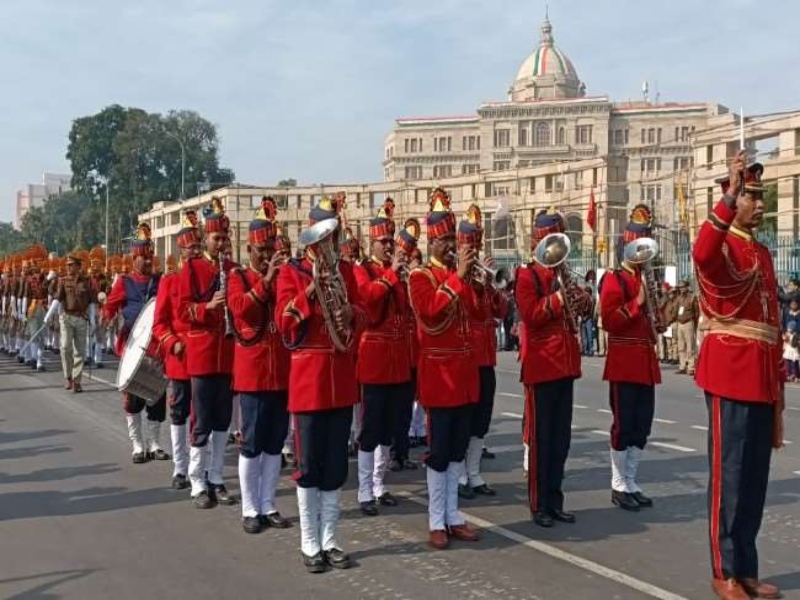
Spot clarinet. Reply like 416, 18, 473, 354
219, 253, 234, 338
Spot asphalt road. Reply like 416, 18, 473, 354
1, 349, 799, 600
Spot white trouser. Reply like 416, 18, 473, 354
171, 424, 189, 477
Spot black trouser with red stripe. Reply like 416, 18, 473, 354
526, 378, 574, 514
293, 407, 353, 491
706, 394, 773, 580
609, 382, 654, 450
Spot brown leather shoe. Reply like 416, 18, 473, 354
428, 529, 449, 550
448, 523, 479, 542
738, 578, 782, 599
711, 578, 749, 600
64, 378, 73, 390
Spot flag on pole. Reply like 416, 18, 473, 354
587, 186, 597, 232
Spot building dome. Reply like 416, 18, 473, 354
510, 17, 585, 102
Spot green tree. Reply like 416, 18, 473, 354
277, 178, 297, 187
0, 222, 28, 255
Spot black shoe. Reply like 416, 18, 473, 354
132, 452, 148, 464
242, 516, 263, 534
611, 490, 640, 511
36, 365, 45, 372
17, 355, 24, 363
302, 551, 327, 574
261, 512, 291, 529
360, 500, 379, 516
52, 348, 60, 355
458, 484, 475, 500
94, 362, 104, 369
409, 437, 420, 448
549, 509, 576, 523
630, 491, 653, 507
193, 490, 217, 509
533, 511, 554, 527
472, 484, 496, 496
323, 548, 352, 570
227, 433, 236, 445
28, 361, 37, 369
172, 474, 189, 490
481, 447, 496, 459
377, 493, 398, 507
146, 448, 171, 461
210, 484, 236, 505
388, 458, 403, 472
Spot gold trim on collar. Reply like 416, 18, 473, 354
621, 262, 636, 275
729, 224, 753, 241
430, 256, 446, 269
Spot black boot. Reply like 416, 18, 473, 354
549, 509, 576, 523
458, 484, 475, 500
171, 474, 189, 490
302, 551, 327, 574
533, 511, 554, 527
324, 548, 352, 570
611, 490, 640, 511
242, 516, 263, 534
360, 500, 379, 516
193, 490, 217, 509
630, 491, 653, 508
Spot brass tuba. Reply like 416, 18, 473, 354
298, 218, 353, 352
623, 237, 662, 340
533, 232, 582, 332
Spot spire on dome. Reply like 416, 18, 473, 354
540, 5, 553, 46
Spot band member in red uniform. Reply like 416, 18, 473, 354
153, 210, 201, 490
517, 209, 589, 527
455, 205, 507, 499
395, 220, 423, 464
228, 197, 292, 534
408, 187, 480, 550
352, 199, 412, 516
694, 152, 783, 600
275, 197, 365, 573
600, 205, 661, 512
102, 224, 168, 464
178, 197, 238, 509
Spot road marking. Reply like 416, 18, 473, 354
501, 412, 523, 419
574, 404, 589, 409
787, 406, 800, 412
591, 430, 610, 437
398, 492, 689, 600
653, 418, 676, 425
691, 425, 708, 431
794, 471, 800, 476
499, 392, 523, 399
597, 408, 612, 414
783, 440, 793, 445
650, 441, 696, 453
86, 372, 116, 388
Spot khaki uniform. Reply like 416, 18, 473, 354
55, 275, 92, 383
675, 292, 699, 373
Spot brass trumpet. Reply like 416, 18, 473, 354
533, 232, 582, 332
445, 251, 505, 287
623, 237, 662, 340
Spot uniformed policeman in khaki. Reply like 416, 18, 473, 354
49, 254, 92, 392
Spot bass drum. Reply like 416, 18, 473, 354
115, 298, 166, 404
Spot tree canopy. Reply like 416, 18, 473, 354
17, 105, 235, 254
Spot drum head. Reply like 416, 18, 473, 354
116, 299, 158, 391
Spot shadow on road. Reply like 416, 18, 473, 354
0, 463, 120, 485
0, 445, 71, 462
0, 568, 97, 599
0, 430, 72, 446
0, 485, 186, 522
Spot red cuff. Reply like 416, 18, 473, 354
711, 199, 736, 228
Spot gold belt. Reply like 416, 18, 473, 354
699, 318, 779, 344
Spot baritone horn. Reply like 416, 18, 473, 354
623, 237, 662, 340
533, 232, 581, 331
298, 218, 353, 352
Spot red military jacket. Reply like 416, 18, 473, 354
353, 258, 413, 384
408, 259, 479, 408
693, 199, 782, 404
516, 263, 582, 384
103, 272, 160, 356
152, 271, 190, 380
275, 256, 365, 413
178, 253, 237, 376
600, 265, 661, 386
228, 266, 290, 393
472, 283, 508, 367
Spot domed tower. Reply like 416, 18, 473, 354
509, 15, 585, 102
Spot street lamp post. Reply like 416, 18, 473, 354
165, 131, 186, 201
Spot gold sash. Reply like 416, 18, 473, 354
699, 317, 779, 344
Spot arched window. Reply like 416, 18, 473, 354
557, 127, 566, 145
536, 122, 551, 147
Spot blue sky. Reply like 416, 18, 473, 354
1, 0, 798, 223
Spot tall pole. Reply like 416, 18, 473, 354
165, 131, 186, 201
104, 180, 110, 268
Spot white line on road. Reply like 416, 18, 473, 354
650, 441, 696, 453
653, 418, 676, 424
574, 404, 589, 409
591, 430, 610, 436
86, 372, 116, 388
787, 406, 800, 412
794, 471, 800, 476
783, 440, 793, 445
398, 492, 689, 600
501, 412, 523, 419
597, 408, 612, 414
499, 392, 523, 399
690, 425, 708, 431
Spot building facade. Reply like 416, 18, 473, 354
382, 16, 725, 231
15, 172, 72, 229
